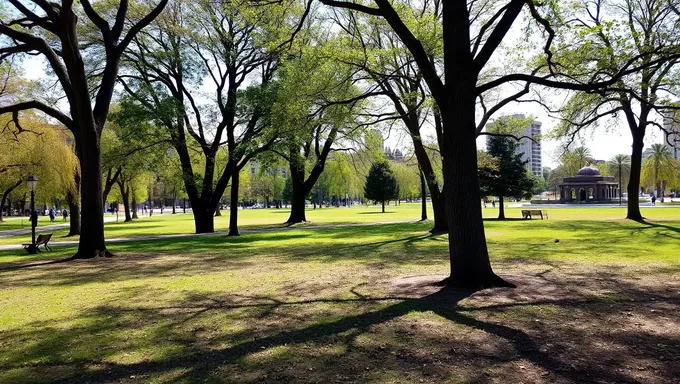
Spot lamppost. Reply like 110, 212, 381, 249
26, 175, 39, 254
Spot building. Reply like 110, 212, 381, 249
663, 111, 680, 160
559, 166, 620, 203
486, 114, 542, 177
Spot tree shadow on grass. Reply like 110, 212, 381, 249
6, 274, 679, 384
0, 257, 71, 271
637, 220, 680, 234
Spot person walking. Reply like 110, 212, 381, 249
651, 194, 656, 206
62, 208, 68, 222
49, 208, 55, 223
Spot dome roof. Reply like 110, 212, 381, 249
577, 166, 601, 176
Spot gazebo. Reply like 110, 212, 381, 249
559, 166, 620, 203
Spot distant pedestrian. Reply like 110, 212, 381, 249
492, 200, 496, 208
49, 208, 55, 223
483, 200, 487, 208
651, 195, 656, 206
115, 207, 119, 222
62, 209, 68, 222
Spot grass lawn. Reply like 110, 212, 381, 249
0, 216, 34, 231
0, 212, 679, 383
0, 203, 678, 247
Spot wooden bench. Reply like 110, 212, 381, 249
22, 233, 53, 252
522, 209, 547, 220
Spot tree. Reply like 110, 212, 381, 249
391, 161, 420, 203
273, 32, 366, 223
641, 144, 680, 197
554, 0, 680, 220
119, 0, 301, 235
331, 10, 449, 231
479, 136, 536, 219
0, 0, 168, 258
559, 146, 594, 177
364, 161, 399, 213
318, 0, 673, 288
607, 154, 631, 204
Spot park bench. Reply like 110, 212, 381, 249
521, 209, 547, 220
22, 233, 53, 252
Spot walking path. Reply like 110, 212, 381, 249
0, 219, 426, 251
0, 216, 123, 238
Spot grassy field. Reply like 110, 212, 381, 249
1, 203, 678, 247
0, 208, 679, 383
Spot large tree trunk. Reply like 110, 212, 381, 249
73, 129, 108, 258
288, 189, 308, 223
228, 170, 240, 236
287, 174, 310, 223
439, 82, 510, 288
441, 102, 509, 287
194, 205, 215, 233
627, 134, 644, 220
434, 1, 512, 288
382, 200, 385, 213
498, 196, 505, 219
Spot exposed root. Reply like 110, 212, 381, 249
429, 228, 448, 235
69, 249, 115, 260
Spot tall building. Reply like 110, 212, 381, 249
486, 114, 542, 177
663, 111, 680, 160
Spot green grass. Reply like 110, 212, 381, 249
1, 211, 679, 383
0, 216, 34, 231
1, 204, 678, 247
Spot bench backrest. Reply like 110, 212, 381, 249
36, 233, 52, 244
528, 210, 543, 214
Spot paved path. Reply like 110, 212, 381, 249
0, 219, 426, 251
0, 216, 125, 238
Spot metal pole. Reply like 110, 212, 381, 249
31, 189, 36, 251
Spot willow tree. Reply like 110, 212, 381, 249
319, 0, 662, 287
0, 0, 168, 258
553, 0, 680, 221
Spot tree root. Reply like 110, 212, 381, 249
69, 249, 115, 260
429, 228, 448, 235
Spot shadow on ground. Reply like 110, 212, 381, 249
1, 267, 679, 383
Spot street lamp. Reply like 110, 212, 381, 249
26, 175, 39, 254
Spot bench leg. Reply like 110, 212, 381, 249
46, 244, 52, 251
